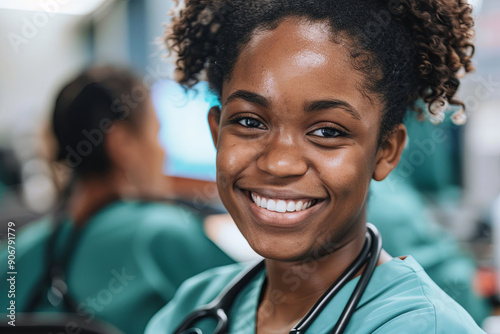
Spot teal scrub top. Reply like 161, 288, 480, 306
146, 256, 485, 334
0, 200, 234, 334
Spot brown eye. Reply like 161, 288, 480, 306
237, 117, 266, 129
309, 127, 345, 138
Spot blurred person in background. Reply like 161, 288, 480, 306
0, 66, 234, 334
368, 173, 491, 325
367, 113, 492, 325
0, 149, 18, 203
0, 148, 24, 229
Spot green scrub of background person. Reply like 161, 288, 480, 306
0, 200, 234, 334
0, 67, 234, 334
368, 175, 491, 325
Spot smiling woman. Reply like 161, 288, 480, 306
208, 18, 395, 264
145, 0, 482, 333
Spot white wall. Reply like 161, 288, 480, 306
0, 8, 89, 145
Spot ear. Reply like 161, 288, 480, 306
373, 124, 407, 181
208, 106, 221, 149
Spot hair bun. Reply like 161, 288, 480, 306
399, 0, 475, 122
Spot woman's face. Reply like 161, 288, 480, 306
209, 17, 404, 261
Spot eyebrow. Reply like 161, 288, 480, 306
225, 90, 361, 121
305, 99, 361, 120
225, 90, 269, 108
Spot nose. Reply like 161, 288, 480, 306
256, 134, 308, 178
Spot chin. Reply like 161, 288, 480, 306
245, 234, 319, 263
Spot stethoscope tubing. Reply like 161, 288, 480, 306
174, 260, 266, 334
330, 224, 382, 333
173, 223, 382, 334
291, 224, 380, 333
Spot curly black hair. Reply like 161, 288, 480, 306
165, 0, 474, 140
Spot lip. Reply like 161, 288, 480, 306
240, 188, 327, 228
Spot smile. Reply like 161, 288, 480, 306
250, 191, 317, 213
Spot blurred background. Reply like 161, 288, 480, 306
0, 0, 223, 227
0, 0, 499, 329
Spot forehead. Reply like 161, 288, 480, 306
222, 17, 381, 115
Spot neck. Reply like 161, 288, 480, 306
257, 222, 391, 333
68, 173, 121, 227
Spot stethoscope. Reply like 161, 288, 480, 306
174, 223, 382, 334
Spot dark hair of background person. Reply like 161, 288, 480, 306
52, 66, 147, 177
165, 0, 474, 143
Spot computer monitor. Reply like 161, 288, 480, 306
151, 79, 219, 182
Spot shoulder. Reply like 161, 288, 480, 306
0, 217, 52, 255
130, 201, 235, 268
145, 263, 248, 334
362, 256, 485, 334
128, 201, 213, 253
0, 218, 53, 269
94, 200, 203, 228
89, 200, 205, 243
126, 200, 205, 237
115, 200, 233, 297
0, 218, 54, 310
172, 262, 246, 306
371, 304, 485, 334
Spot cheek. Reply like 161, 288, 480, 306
317, 146, 373, 200
140, 135, 165, 174
215, 135, 259, 189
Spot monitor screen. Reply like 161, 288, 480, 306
151, 80, 219, 182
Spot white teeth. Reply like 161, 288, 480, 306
261, 198, 267, 208
267, 199, 276, 211
276, 200, 287, 213
250, 192, 316, 213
